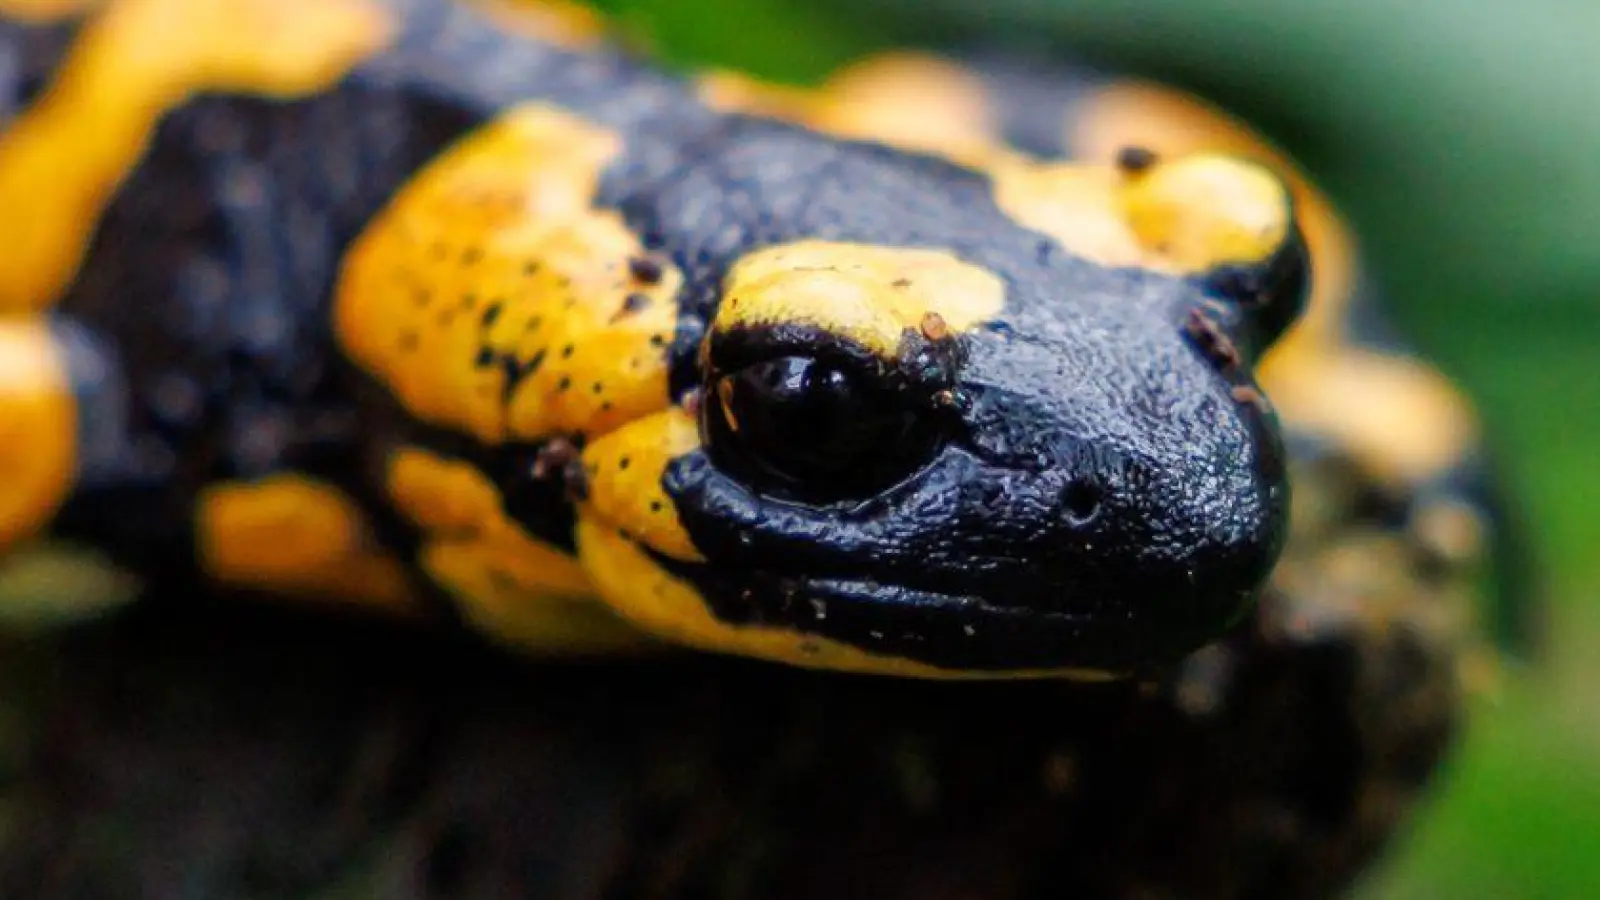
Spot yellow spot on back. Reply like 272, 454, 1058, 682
0, 0, 394, 312
196, 475, 418, 613
1068, 80, 1481, 485
0, 320, 76, 551
336, 103, 682, 445
990, 153, 1292, 277
1069, 81, 1356, 358
698, 54, 1020, 170
1120, 155, 1290, 272
716, 241, 1006, 358
469, 0, 607, 49
0, 0, 97, 21
1261, 349, 1479, 487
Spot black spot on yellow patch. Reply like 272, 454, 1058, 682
0, 0, 394, 312
336, 104, 684, 445
0, 319, 76, 550
195, 475, 418, 614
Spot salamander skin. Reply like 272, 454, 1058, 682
0, 0, 1324, 678
0, 1, 1527, 897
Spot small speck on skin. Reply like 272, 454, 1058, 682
1116, 145, 1159, 175
523, 260, 541, 276
628, 255, 663, 284
591, 381, 603, 394
649, 334, 667, 348
649, 500, 662, 513
618, 456, 630, 470
561, 344, 575, 358
891, 278, 912, 289
461, 247, 482, 265
619, 292, 652, 316
557, 376, 571, 391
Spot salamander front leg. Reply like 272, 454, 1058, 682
0, 0, 396, 312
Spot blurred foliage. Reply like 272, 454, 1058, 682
592, 0, 1600, 896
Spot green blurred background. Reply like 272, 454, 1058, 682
587, 0, 1600, 896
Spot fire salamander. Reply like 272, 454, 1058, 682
0, 0, 1528, 693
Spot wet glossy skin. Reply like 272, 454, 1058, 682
0, 0, 1330, 679
636, 127, 1300, 670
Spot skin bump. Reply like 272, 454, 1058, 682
335, 103, 683, 445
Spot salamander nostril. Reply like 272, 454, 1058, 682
1061, 480, 1102, 526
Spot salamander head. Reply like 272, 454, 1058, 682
574, 139, 1307, 679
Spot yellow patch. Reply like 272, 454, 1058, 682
577, 407, 704, 563
0, 320, 76, 551
195, 475, 418, 614
696, 58, 1291, 289
699, 53, 1017, 171
990, 153, 1292, 277
714, 241, 1006, 359
1068, 80, 1355, 359
1260, 349, 1479, 488
335, 103, 683, 446
385, 446, 649, 653
0, 0, 98, 21
0, 0, 394, 312
470, 0, 607, 49
1067, 80, 1479, 484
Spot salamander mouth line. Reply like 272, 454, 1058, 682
631, 542, 1141, 675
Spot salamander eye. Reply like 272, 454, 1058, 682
705, 355, 932, 496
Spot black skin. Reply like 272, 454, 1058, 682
9, 0, 1303, 674
630, 120, 1305, 672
